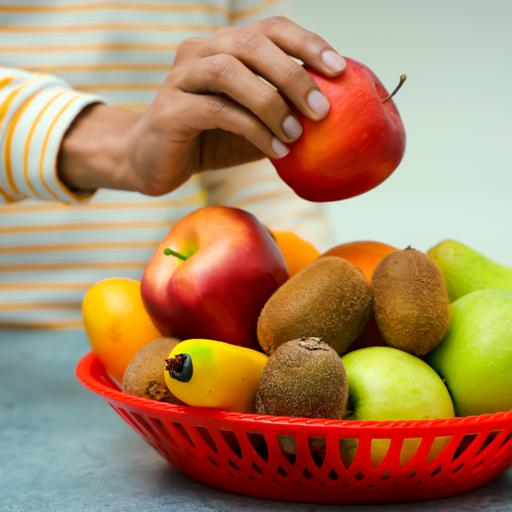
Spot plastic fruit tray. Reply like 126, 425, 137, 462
76, 352, 512, 504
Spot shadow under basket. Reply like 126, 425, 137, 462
76, 352, 512, 505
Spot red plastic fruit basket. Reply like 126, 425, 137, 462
76, 352, 512, 504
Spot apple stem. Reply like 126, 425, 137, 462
381, 74, 407, 104
163, 247, 188, 261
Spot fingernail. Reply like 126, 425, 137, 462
307, 89, 330, 117
321, 50, 346, 73
282, 115, 303, 140
272, 137, 289, 158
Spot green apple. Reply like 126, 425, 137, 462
341, 347, 454, 465
428, 289, 512, 416
428, 240, 512, 301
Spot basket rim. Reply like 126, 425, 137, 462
76, 351, 512, 430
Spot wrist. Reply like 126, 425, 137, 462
58, 103, 140, 193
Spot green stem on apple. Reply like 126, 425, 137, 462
163, 247, 188, 261
381, 74, 407, 104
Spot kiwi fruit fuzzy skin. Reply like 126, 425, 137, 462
255, 337, 348, 420
123, 337, 182, 403
373, 248, 450, 356
257, 256, 372, 355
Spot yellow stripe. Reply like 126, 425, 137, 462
0, 261, 147, 272
0, 42, 179, 53
0, 319, 83, 330
23, 91, 66, 198
0, 188, 14, 202
0, 218, 173, 234
0, 75, 40, 124
0, 3, 226, 14
25, 63, 170, 73
0, 282, 91, 290
0, 302, 82, 311
0, 75, 41, 193
205, 173, 286, 204
0, 22, 222, 33
38, 95, 82, 201
0, 240, 156, 254
4, 91, 40, 194
0, 76, 15, 89
229, 189, 285, 208
0, 193, 202, 213
76, 83, 160, 92
113, 102, 149, 112
265, 208, 325, 226
230, 0, 281, 22
0, 188, 14, 203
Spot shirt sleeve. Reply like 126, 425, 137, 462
229, 0, 287, 26
0, 67, 102, 205
199, 161, 334, 251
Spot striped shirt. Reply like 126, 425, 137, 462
0, 0, 331, 330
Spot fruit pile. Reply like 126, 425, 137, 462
83, 207, 512, 431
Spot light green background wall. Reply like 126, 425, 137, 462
290, 0, 511, 262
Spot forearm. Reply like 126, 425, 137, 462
58, 104, 140, 193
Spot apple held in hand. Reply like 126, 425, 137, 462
272, 58, 406, 202
141, 206, 288, 349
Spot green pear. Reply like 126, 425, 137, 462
428, 289, 512, 416
428, 240, 512, 301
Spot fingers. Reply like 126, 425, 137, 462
179, 54, 302, 143
179, 92, 290, 159
258, 16, 346, 76
197, 27, 332, 121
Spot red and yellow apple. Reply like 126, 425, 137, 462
272, 58, 406, 202
141, 206, 288, 349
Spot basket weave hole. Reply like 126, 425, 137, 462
171, 422, 195, 449
219, 430, 242, 458
474, 429, 510, 461
339, 437, 358, 468
148, 418, 176, 447
400, 436, 444, 467
497, 430, 512, 451
277, 434, 297, 464
128, 412, 154, 438
195, 426, 218, 453
246, 432, 269, 462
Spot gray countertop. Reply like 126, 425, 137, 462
1, 329, 510, 512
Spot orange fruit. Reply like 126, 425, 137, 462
82, 277, 162, 382
271, 230, 320, 276
323, 240, 398, 350
323, 240, 397, 282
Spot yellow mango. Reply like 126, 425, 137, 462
164, 339, 268, 413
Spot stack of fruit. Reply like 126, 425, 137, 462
83, 206, 512, 441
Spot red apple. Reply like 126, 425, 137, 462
272, 57, 406, 202
141, 206, 288, 349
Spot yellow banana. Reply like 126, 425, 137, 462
164, 339, 268, 413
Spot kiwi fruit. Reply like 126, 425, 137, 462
257, 256, 372, 355
372, 247, 450, 356
255, 337, 348, 419
123, 337, 182, 403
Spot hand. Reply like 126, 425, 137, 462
59, 16, 346, 196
